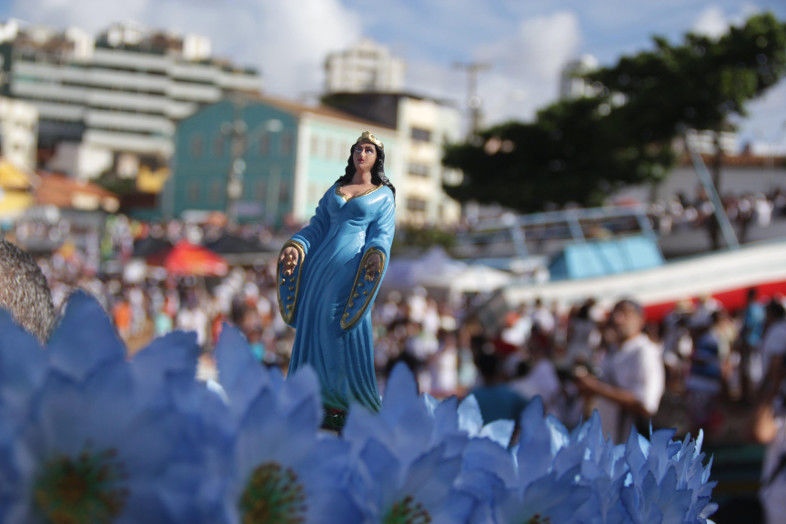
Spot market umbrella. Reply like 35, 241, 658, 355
147, 240, 229, 277
133, 236, 172, 258
204, 233, 268, 254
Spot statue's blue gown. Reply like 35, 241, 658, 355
286, 183, 395, 411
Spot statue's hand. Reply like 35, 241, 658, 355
364, 252, 382, 281
279, 246, 299, 276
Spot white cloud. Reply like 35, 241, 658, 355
397, 11, 582, 135
9, 0, 361, 97
9, 0, 151, 33
692, 3, 763, 39
476, 11, 581, 82
473, 11, 582, 125
692, 6, 729, 38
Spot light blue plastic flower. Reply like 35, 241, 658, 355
425, 393, 518, 523
493, 398, 716, 523
0, 308, 48, 516
1, 291, 226, 522
343, 363, 473, 523
215, 324, 362, 523
621, 428, 717, 523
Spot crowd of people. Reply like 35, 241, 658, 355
649, 186, 786, 240
13, 213, 786, 448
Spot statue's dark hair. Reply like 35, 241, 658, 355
0, 239, 56, 342
335, 142, 396, 201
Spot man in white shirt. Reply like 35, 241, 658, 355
575, 299, 665, 443
758, 300, 786, 522
761, 300, 786, 378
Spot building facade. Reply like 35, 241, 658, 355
324, 39, 404, 94
0, 96, 37, 172
323, 91, 462, 226
0, 20, 261, 179
164, 94, 398, 226
558, 55, 599, 100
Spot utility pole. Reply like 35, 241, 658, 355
453, 61, 490, 140
222, 96, 247, 224
682, 128, 739, 250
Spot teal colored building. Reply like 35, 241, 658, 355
162, 94, 398, 225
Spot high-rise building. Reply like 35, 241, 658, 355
0, 20, 262, 179
324, 39, 404, 94
558, 55, 598, 100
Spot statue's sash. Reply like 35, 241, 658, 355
340, 248, 385, 330
277, 240, 305, 326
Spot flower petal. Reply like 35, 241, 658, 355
47, 291, 125, 383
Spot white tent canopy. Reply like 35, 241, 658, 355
383, 247, 512, 299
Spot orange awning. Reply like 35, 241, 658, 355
0, 160, 33, 191
147, 240, 228, 277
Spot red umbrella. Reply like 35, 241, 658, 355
147, 240, 228, 277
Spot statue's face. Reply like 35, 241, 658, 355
352, 142, 377, 172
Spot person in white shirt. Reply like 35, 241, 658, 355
575, 299, 665, 443
531, 297, 555, 334
758, 299, 786, 523
760, 300, 786, 378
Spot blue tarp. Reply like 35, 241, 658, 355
548, 235, 664, 280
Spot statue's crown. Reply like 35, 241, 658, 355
356, 130, 383, 150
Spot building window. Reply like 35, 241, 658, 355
411, 127, 432, 143
335, 139, 346, 160
255, 179, 266, 200
213, 135, 225, 156
310, 135, 319, 156
279, 179, 290, 201
209, 180, 223, 203
281, 131, 293, 155
408, 162, 430, 177
187, 181, 200, 203
259, 132, 270, 155
234, 135, 248, 157
406, 197, 427, 212
191, 135, 203, 157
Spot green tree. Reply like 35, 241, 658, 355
588, 12, 786, 247
588, 12, 786, 177
444, 12, 786, 228
443, 96, 674, 212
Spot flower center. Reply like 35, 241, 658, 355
34, 448, 127, 524
384, 495, 431, 524
239, 462, 307, 524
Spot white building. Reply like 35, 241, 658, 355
0, 20, 262, 179
323, 91, 462, 225
324, 39, 404, 94
0, 96, 37, 172
558, 55, 599, 100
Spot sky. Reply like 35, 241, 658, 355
1, 0, 785, 148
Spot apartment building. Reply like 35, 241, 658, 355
324, 39, 404, 94
0, 20, 262, 179
165, 94, 398, 225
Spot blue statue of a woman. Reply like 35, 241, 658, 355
277, 131, 395, 416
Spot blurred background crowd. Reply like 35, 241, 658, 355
13, 209, 784, 448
